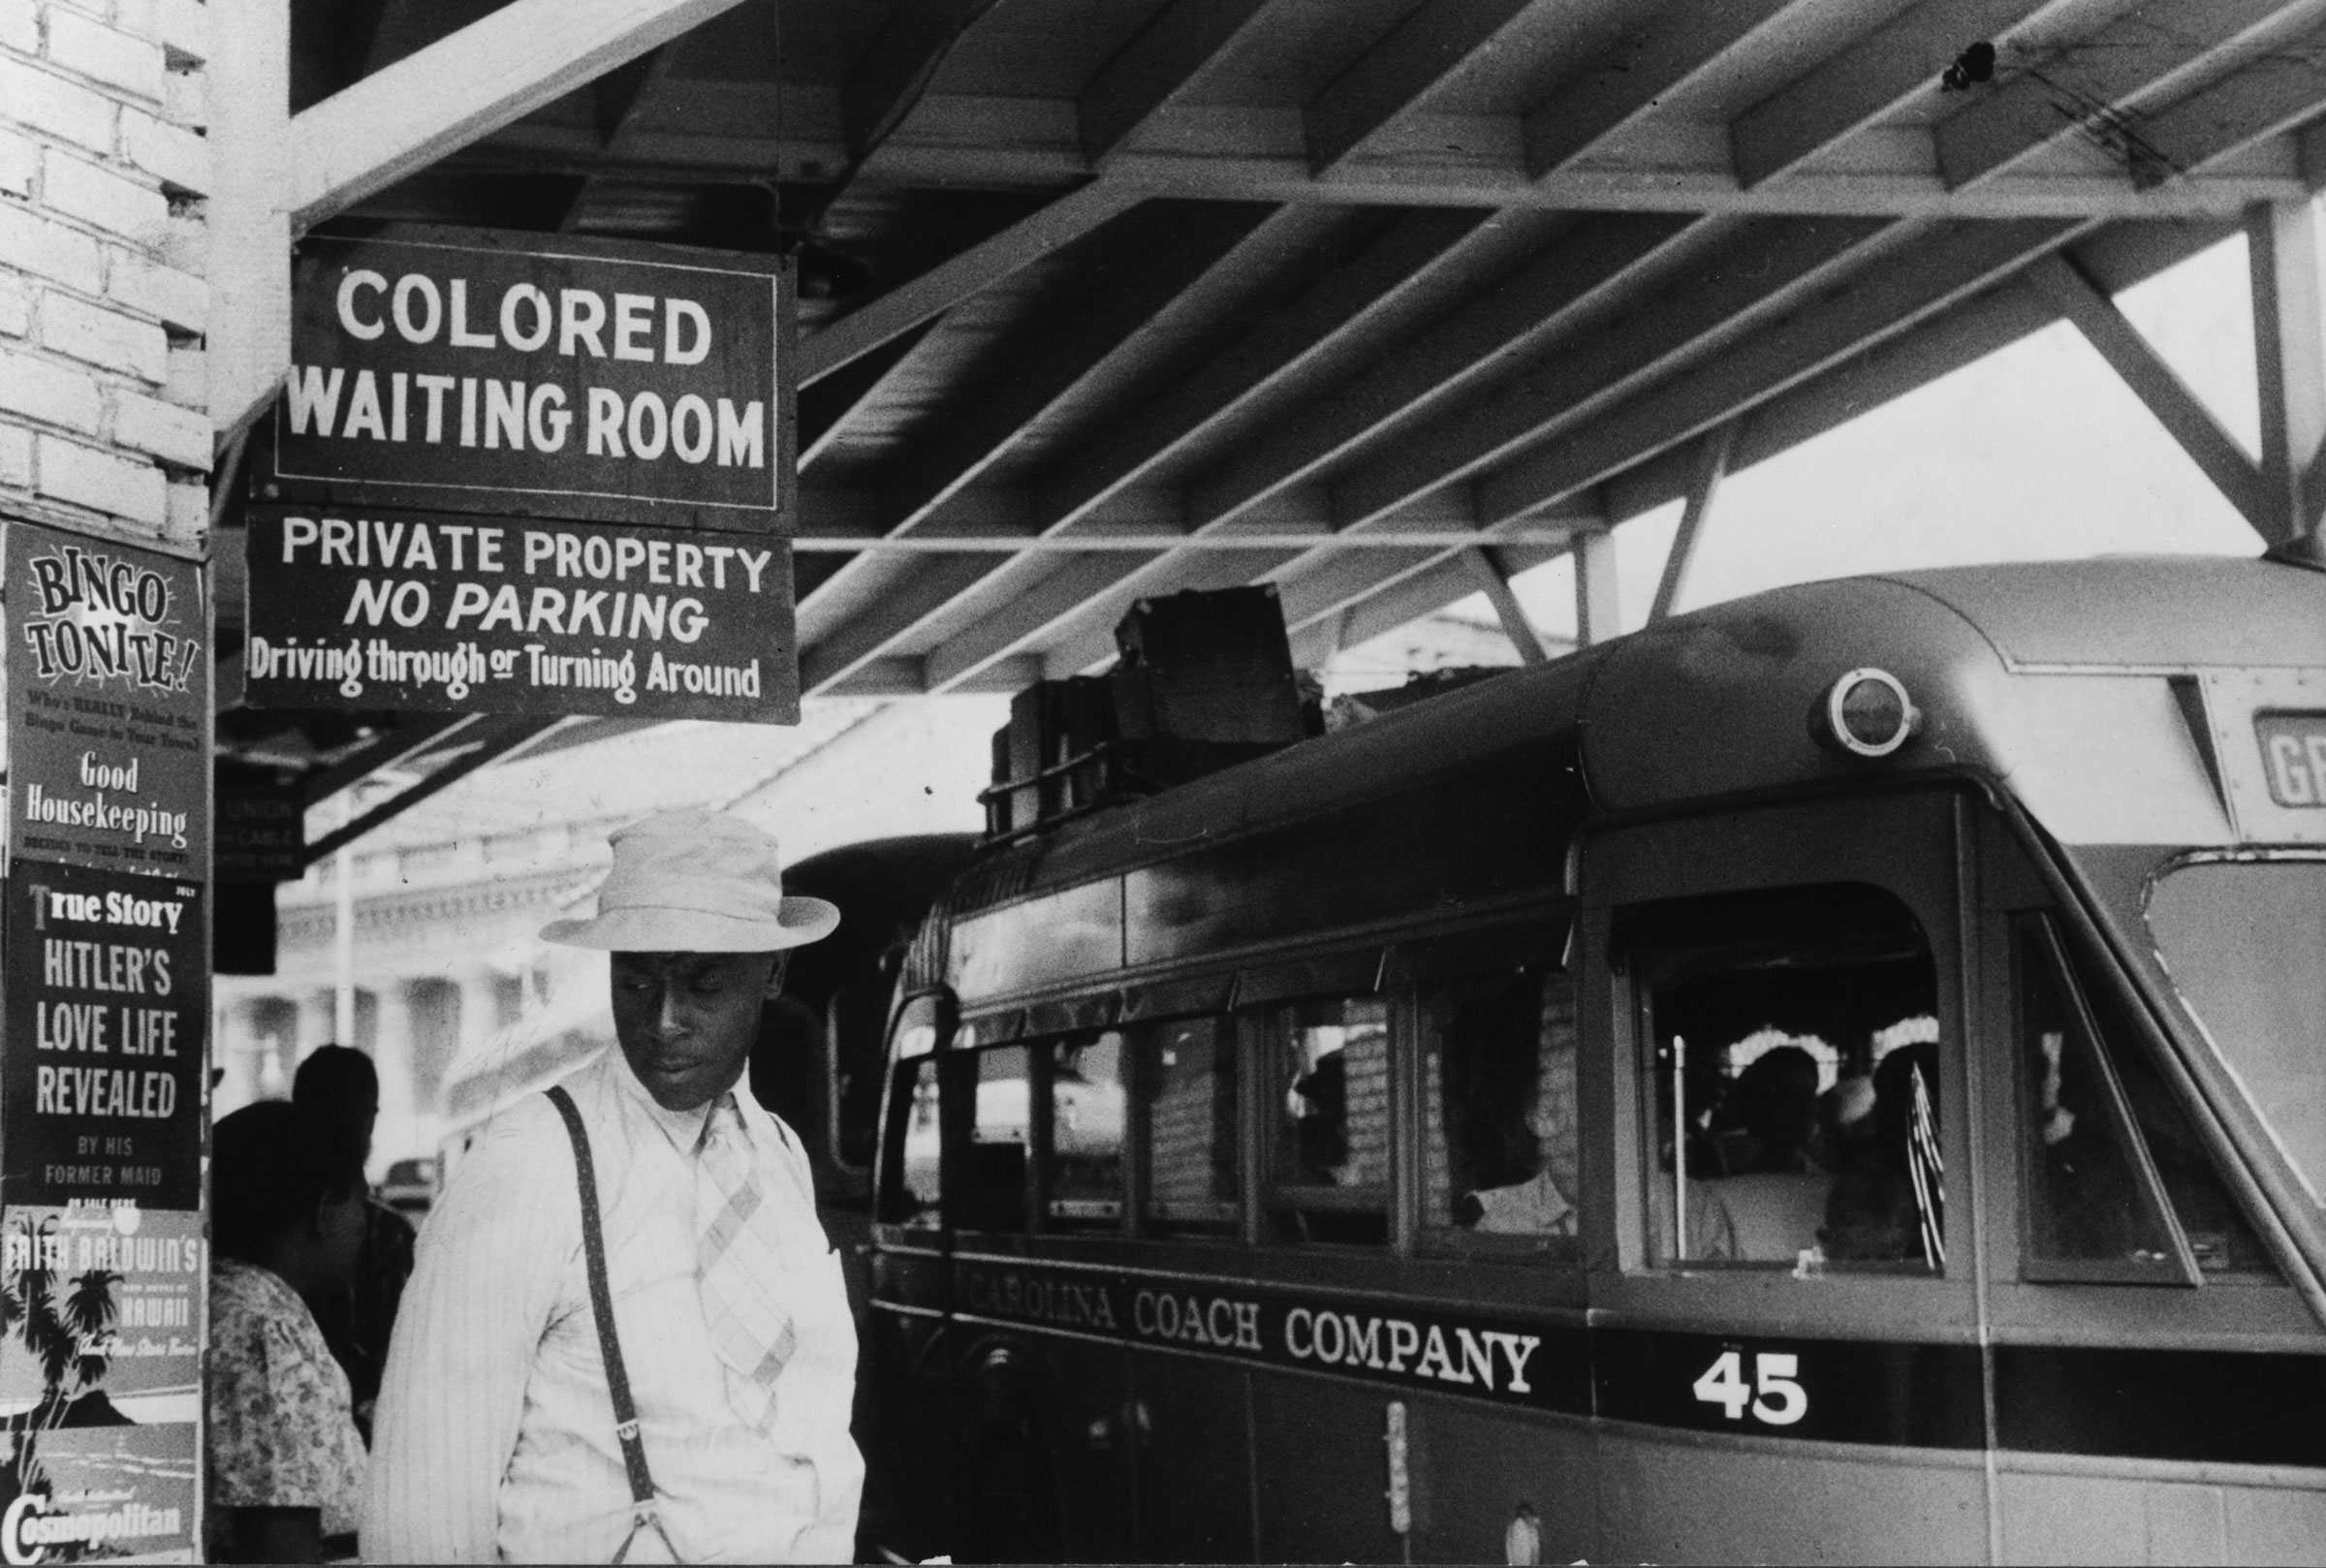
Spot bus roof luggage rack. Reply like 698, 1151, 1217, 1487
982, 586, 1314, 844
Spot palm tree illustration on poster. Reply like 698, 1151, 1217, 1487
0, 1207, 201, 1561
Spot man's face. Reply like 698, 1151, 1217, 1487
610, 950, 786, 1112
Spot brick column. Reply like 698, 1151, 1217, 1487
0, 0, 213, 549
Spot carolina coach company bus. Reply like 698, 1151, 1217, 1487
860, 552, 2326, 1565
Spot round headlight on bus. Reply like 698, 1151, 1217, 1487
1817, 668, 1919, 758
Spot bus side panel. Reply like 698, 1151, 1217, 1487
951, 1326, 1132, 1563
1128, 1352, 1256, 1559
1408, 1400, 1596, 1565
1250, 1372, 1414, 1561
859, 1299, 957, 1563
1996, 1466, 2326, 1565
1594, 1428, 1988, 1565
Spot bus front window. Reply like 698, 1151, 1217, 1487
2147, 858, 2326, 1211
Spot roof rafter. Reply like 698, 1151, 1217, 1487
852, 213, 1691, 691
1079, 0, 1287, 166
558, 44, 680, 232
1523, 0, 1803, 176
468, 110, 2314, 218
798, 319, 941, 469
1933, 0, 2309, 190
1186, 212, 1702, 533
874, 201, 1287, 534
1729, 0, 2055, 190
1031, 206, 1506, 532
1304, 0, 1540, 174
1280, 535, 1568, 667
286, 0, 751, 228
800, 180, 1145, 383
1326, 214, 1896, 530
1479, 218, 2084, 525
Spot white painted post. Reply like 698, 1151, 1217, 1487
1574, 529, 1621, 645
204, 0, 289, 438
2247, 198, 2326, 543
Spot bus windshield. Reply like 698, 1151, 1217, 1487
2146, 858, 2326, 1208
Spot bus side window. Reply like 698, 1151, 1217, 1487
959, 1045, 1033, 1233
1421, 969, 1580, 1254
2021, 916, 2277, 1278
1042, 1032, 1126, 1228
882, 1053, 943, 1228
1622, 884, 1941, 1274
1266, 996, 1391, 1245
1133, 1017, 1239, 1237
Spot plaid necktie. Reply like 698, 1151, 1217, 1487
694, 1092, 795, 1430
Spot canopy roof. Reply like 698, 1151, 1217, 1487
219, 0, 2326, 825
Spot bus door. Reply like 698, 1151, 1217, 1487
1578, 789, 1991, 1565
1971, 815, 2320, 1564
866, 998, 958, 1565
944, 1027, 1133, 1564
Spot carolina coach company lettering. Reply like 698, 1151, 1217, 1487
948, 1260, 1572, 1410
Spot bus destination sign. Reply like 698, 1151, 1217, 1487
269, 229, 791, 526
2255, 711, 2326, 807
242, 506, 800, 723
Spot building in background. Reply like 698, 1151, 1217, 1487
212, 698, 1002, 1174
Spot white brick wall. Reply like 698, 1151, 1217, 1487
0, 0, 208, 550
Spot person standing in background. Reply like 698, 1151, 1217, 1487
207, 1101, 371, 1563
294, 1045, 418, 1440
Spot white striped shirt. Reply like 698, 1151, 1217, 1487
361, 1048, 863, 1563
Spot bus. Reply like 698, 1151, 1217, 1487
858, 550, 2326, 1565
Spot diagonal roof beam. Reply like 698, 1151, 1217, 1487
913, 492, 1538, 691
1934, 0, 2310, 190
1184, 212, 1702, 535
799, 319, 940, 469
801, 181, 1145, 384
559, 45, 681, 232
1730, 0, 2054, 190
2130, 22, 2326, 190
1305, 0, 1540, 174
1460, 546, 1553, 664
1025, 491, 1600, 685
797, 555, 1003, 693
844, 0, 1006, 159
1477, 219, 2083, 525
1270, 212, 2246, 655
874, 202, 1286, 535
1080, 0, 1287, 167
2025, 253, 2268, 534
798, 205, 1299, 692
1524, 0, 1805, 177
1328, 215, 1895, 530
1282, 537, 1572, 669
1649, 420, 1735, 623
1032, 206, 1507, 533
287, 0, 752, 228
892, 215, 1686, 691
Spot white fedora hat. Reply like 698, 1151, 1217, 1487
539, 809, 839, 953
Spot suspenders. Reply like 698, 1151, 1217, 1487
545, 1085, 682, 1565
